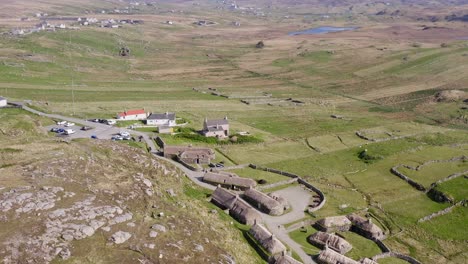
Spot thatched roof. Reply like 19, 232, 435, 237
346, 214, 385, 240
316, 216, 352, 231
230, 198, 261, 225
268, 192, 290, 210
210, 187, 261, 225
164, 145, 215, 157
244, 188, 284, 215
307, 231, 352, 254
249, 223, 286, 255
274, 254, 302, 264
360, 258, 378, 264
317, 248, 360, 264
211, 187, 238, 210
203, 172, 257, 189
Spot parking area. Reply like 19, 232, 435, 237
46, 121, 123, 140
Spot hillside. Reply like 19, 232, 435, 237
0, 108, 261, 263
0, 0, 467, 264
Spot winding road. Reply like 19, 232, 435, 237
18, 103, 315, 264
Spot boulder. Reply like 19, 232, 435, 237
111, 231, 132, 244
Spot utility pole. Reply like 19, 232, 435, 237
68, 31, 75, 116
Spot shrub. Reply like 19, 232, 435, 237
358, 149, 383, 163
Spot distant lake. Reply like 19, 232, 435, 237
289, 26, 358, 36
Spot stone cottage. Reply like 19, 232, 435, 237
317, 247, 360, 264
146, 112, 176, 126
346, 214, 386, 241
314, 215, 352, 232
163, 145, 215, 164
249, 223, 286, 255
243, 188, 286, 216
307, 231, 352, 254
273, 252, 303, 264
202, 117, 229, 138
203, 172, 257, 190
210, 187, 261, 225
116, 109, 147, 120
0, 97, 7, 108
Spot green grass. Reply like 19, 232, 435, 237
289, 227, 321, 256
432, 177, 468, 202
399, 161, 468, 187
338, 232, 382, 260
229, 168, 291, 184
417, 206, 468, 241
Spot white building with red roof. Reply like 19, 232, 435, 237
116, 109, 147, 120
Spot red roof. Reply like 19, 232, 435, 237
118, 109, 146, 117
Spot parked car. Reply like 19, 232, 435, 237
119, 131, 130, 137
122, 135, 131, 140
64, 122, 75, 127
111, 135, 123, 141
215, 163, 224, 168
81, 126, 92, 131
91, 135, 98, 139
57, 128, 65, 133
106, 120, 116, 125
50, 127, 61, 132
89, 119, 99, 123
56, 120, 67, 125
64, 129, 75, 135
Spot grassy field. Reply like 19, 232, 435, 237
1, 0, 468, 263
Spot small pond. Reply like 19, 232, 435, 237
289, 26, 358, 36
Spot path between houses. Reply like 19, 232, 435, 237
20, 104, 314, 264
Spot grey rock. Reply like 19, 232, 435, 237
111, 231, 132, 244
151, 224, 166, 233
80, 225, 95, 237
166, 188, 176, 197
149, 231, 158, 238
194, 244, 204, 252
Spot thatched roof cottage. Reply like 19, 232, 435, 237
249, 223, 286, 255
307, 231, 352, 254
211, 186, 238, 210
164, 145, 215, 164
210, 187, 261, 225
268, 192, 290, 211
360, 258, 378, 264
203, 172, 257, 190
314, 215, 352, 232
230, 198, 262, 225
317, 247, 360, 264
272, 252, 302, 264
347, 214, 385, 240
243, 188, 286, 216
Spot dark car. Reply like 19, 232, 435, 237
81, 126, 92, 131
91, 135, 98, 139
50, 127, 60, 132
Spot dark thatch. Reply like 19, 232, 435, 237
243, 188, 285, 216
249, 223, 286, 255
307, 231, 352, 254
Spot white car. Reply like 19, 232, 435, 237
64, 122, 75, 127
119, 131, 130, 137
56, 121, 67, 125
64, 129, 75, 135
111, 135, 123, 141
106, 120, 116, 125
